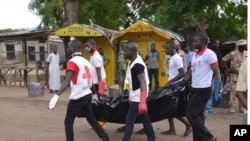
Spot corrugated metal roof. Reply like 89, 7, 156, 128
0, 30, 54, 41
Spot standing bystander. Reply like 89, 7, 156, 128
144, 43, 160, 90
222, 39, 247, 113
236, 58, 248, 124
46, 45, 60, 93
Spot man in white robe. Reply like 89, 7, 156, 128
46, 46, 60, 93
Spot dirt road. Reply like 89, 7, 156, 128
0, 86, 243, 141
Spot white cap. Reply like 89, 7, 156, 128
236, 39, 247, 46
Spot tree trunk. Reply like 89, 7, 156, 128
64, 0, 79, 26
63, 0, 79, 68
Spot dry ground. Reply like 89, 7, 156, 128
0, 86, 244, 141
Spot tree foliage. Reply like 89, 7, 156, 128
78, 0, 128, 30
28, 0, 65, 29
0, 28, 26, 34
139, 0, 247, 41
27, 0, 247, 42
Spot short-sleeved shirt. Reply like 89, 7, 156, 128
67, 56, 94, 100
147, 50, 159, 69
222, 50, 247, 71
236, 59, 247, 91
90, 50, 106, 84
127, 57, 149, 102
191, 47, 218, 88
168, 53, 183, 81
184, 50, 192, 69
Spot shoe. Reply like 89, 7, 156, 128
204, 110, 216, 115
211, 136, 217, 141
135, 128, 146, 134
229, 106, 235, 113
103, 136, 110, 141
183, 127, 192, 136
160, 130, 176, 135
116, 126, 126, 132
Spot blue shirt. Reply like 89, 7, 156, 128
184, 50, 192, 68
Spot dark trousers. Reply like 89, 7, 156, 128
122, 102, 155, 141
148, 68, 159, 90
186, 87, 214, 141
64, 94, 109, 141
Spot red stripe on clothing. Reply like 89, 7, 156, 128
67, 61, 79, 84
210, 61, 218, 66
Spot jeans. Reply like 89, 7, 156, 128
187, 87, 214, 141
204, 79, 222, 113
148, 68, 159, 90
64, 94, 109, 141
122, 102, 155, 141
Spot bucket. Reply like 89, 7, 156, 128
28, 82, 45, 97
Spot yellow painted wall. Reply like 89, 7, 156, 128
116, 32, 168, 87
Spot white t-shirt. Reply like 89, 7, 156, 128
168, 53, 184, 82
90, 50, 106, 84
191, 48, 217, 88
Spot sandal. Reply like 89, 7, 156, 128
160, 130, 176, 135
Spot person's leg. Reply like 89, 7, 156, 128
186, 87, 214, 141
84, 95, 109, 141
64, 100, 77, 141
161, 118, 176, 135
148, 69, 153, 90
121, 102, 139, 141
90, 84, 106, 128
176, 117, 192, 136
204, 97, 214, 115
229, 82, 238, 112
153, 68, 159, 89
140, 114, 156, 141
116, 125, 126, 132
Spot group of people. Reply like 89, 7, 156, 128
44, 31, 247, 141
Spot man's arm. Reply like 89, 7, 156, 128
137, 72, 147, 92
184, 68, 192, 81
210, 63, 221, 81
165, 68, 185, 87
144, 55, 149, 62
96, 67, 102, 81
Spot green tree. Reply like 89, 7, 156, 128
28, 0, 65, 29
28, 0, 247, 44
138, 0, 247, 45
0, 28, 26, 34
